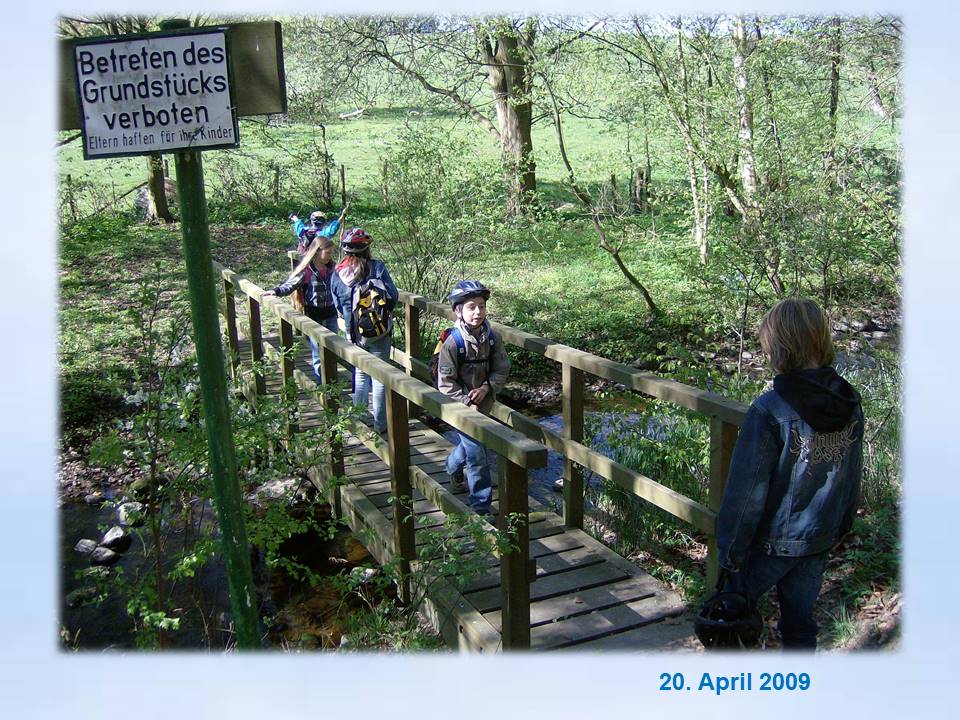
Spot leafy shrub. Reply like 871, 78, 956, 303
60, 369, 124, 430
375, 120, 505, 302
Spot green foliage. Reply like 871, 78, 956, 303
837, 504, 900, 602
81, 272, 357, 648
584, 405, 709, 600
375, 120, 506, 302
843, 350, 902, 511
334, 511, 515, 650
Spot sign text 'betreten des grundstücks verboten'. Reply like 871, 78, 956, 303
75, 29, 239, 159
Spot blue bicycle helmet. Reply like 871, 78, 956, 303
448, 280, 491, 308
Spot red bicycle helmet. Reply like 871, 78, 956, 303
341, 227, 372, 255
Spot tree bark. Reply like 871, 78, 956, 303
866, 59, 888, 117
734, 16, 783, 296
827, 16, 842, 162
480, 21, 537, 217
145, 152, 173, 223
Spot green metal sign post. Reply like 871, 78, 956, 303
159, 18, 259, 650
68, 17, 286, 650
175, 147, 260, 649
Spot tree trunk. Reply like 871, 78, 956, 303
866, 59, 888, 117
145, 152, 173, 223
734, 16, 783, 296
755, 19, 786, 189
827, 17, 842, 162
482, 23, 537, 217
733, 17, 758, 200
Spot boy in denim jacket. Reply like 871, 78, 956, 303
717, 298, 863, 649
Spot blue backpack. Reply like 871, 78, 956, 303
429, 326, 497, 388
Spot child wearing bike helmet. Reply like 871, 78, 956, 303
289, 203, 349, 254
330, 227, 399, 434
716, 297, 863, 649
262, 233, 338, 380
437, 280, 510, 516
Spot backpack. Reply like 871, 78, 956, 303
351, 277, 393, 343
429, 326, 497, 388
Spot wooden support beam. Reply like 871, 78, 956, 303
214, 265, 546, 470
487, 401, 716, 534
395, 290, 748, 426
404, 302, 421, 419
499, 458, 531, 650
562, 363, 585, 529
707, 417, 739, 587
246, 294, 266, 398
222, 276, 240, 381
387, 389, 415, 604
279, 316, 297, 438
321, 344, 344, 517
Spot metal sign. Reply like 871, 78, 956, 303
74, 28, 240, 159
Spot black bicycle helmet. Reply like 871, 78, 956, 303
448, 280, 491, 308
694, 585, 763, 649
341, 227, 372, 255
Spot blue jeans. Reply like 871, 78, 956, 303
308, 314, 340, 380
352, 333, 392, 433
446, 430, 493, 513
726, 551, 829, 649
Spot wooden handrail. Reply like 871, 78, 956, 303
395, 289, 749, 425
215, 262, 548, 471
392, 286, 743, 585
227, 259, 744, 589
389, 346, 718, 534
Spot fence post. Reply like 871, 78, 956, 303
247, 294, 266, 399
66, 174, 78, 223
381, 159, 389, 205
707, 417, 739, 588
320, 344, 344, 516
279, 316, 298, 438
222, 276, 240, 381
405, 302, 421, 418
562, 363, 585, 529
499, 458, 530, 650
386, 389, 415, 604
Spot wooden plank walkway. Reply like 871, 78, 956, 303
231, 316, 698, 652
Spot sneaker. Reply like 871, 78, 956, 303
449, 469, 466, 491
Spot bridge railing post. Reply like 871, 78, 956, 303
279, 316, 298, 438
707, 417, 739, 588
404, 302, 421, 419
499, 457, 530, 650
562, 363, 585, 529
246, 294, 266, 399
386, 388, 415, 604
222, 276, 240, 381
320, 344, 344, 516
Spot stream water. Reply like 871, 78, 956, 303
60, 494, 374, 650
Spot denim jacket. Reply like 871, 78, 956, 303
330, 258, 398, 345
716, 371, 863, 572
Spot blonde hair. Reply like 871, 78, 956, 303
758, 298, 834, 374
287, 235, 333, 280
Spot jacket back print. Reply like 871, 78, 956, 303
716, 367, 864, 572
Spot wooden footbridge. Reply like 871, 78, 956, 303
214, 258, 748, 651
